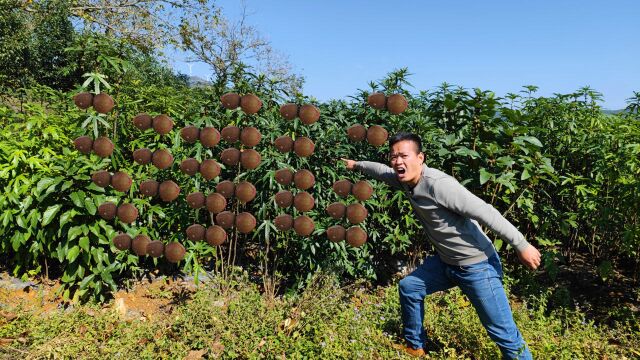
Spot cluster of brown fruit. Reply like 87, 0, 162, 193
133, 148, 174, 169
325, 179, 373, 247
113, 233, 186, 263
73, 136, 115, 157
98, 202, 138, 224
367, 92, 408, 115
138, 179, 181, 202
92, 170, 132, 192
185, 210, 257, 245
184, 180, 258, 245
279, 103, 321, 125
73, 92, 115, 114
273, 168, 316, 236
346, 124, 389, 147
220, 93, 263, 114
132, 113, 174, 135
274, 135, 315, 157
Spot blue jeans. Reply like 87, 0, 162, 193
398, 253, 532, 359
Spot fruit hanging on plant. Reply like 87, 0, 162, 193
93, 93, 114, 114
73, 92, 93, 110
240, 93, 262, 114
220, 93, 241, 109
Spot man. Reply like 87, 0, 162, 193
341, 132, 540, 359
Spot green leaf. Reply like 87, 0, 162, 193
520, 136, 543, 147
84, 197, 97, 215
520, 169, 531, 180
67, 245, 80, 262
42, 204, 62, 226
79, 236, 90, 252
70, 191, 85, 208
479, 168, 492, 185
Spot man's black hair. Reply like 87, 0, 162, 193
389, 132, 423, 154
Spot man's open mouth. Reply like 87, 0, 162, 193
396, 168, 406, 175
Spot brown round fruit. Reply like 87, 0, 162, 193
133, 148, 153, 165
293, 169, 315, 190
180, 126, 200, 143
93, 137, 114, 157
111, 171, 132, 192
216, 181, 235, 198
180, 158, 200, 176
205, 225, 226, 246
186, 191, 205, 209
132, 235, 151, 256
274, 214, 293, 231
139, 179, 159, 197
73, 92, 93, 110
220, 93, 240, 109
199, 159, 221, 180
299, 104, 320, 125
293, 192, 315, 212
346, 203, 368, 224
346, 227, 367, 247
159, 180, 180, 202
367, 125, 388, 147
153, 114, 174, 135
293, 216, 315, 236
240, 149, 261, 170
274, 136, 294, 153
274, 168, 294, 186
293, 137, 315, 157
386, 93, 408, 115
240, 94, 262, 114
206, 193, 227, 213
98, 202, 117, 220
279, 103, 298, 120
240, 127, 261, 147
112, 233, 132, 251
74, 136, 93, 154
147, 240, 164, 258
326, 202, 347, 220
93, 93, 114, 113
347, 124, 367, 142
220, 148, 240, 166
186, 224, 206, 241
91, 170, 111, 188
333, 180, 352, 198
215, 211, 235, 229
235, 181, 256, 203
152, 149, 173, 170
352, 180, 374, 201
133, 113, 153, 130
327, 225, 346, 243
117, 203, 138, 224
235, 212, 256, 233
275, 190, 293, 208
367, 92, 387, 110
200, 127, 220, 148
221, 125, 240, 143
164, 242, 186, 263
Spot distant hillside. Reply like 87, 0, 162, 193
187, 76, 212, 87
602, 109, 625, 115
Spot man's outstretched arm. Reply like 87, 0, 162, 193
432, 176, 541, 270
341, 158, 403, 189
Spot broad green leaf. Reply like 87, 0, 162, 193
42, 204, 62, 226
479, 168, 492, 185
67, 245, 80, 262
84, 197, 97, 215
79, 236, 90, 252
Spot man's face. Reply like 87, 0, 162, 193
389, 140, 424, 185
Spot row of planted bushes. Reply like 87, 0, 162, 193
1, 69, 639, 301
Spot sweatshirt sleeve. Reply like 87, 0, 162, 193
432, 177, 530, 252
354, 161, 403, 190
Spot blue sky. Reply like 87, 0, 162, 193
172, 1, 639, 109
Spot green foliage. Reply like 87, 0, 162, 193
0, 274, 637, 359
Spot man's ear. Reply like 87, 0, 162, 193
418, 152, 425, 163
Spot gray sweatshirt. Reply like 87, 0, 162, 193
354, 161, 530, 266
